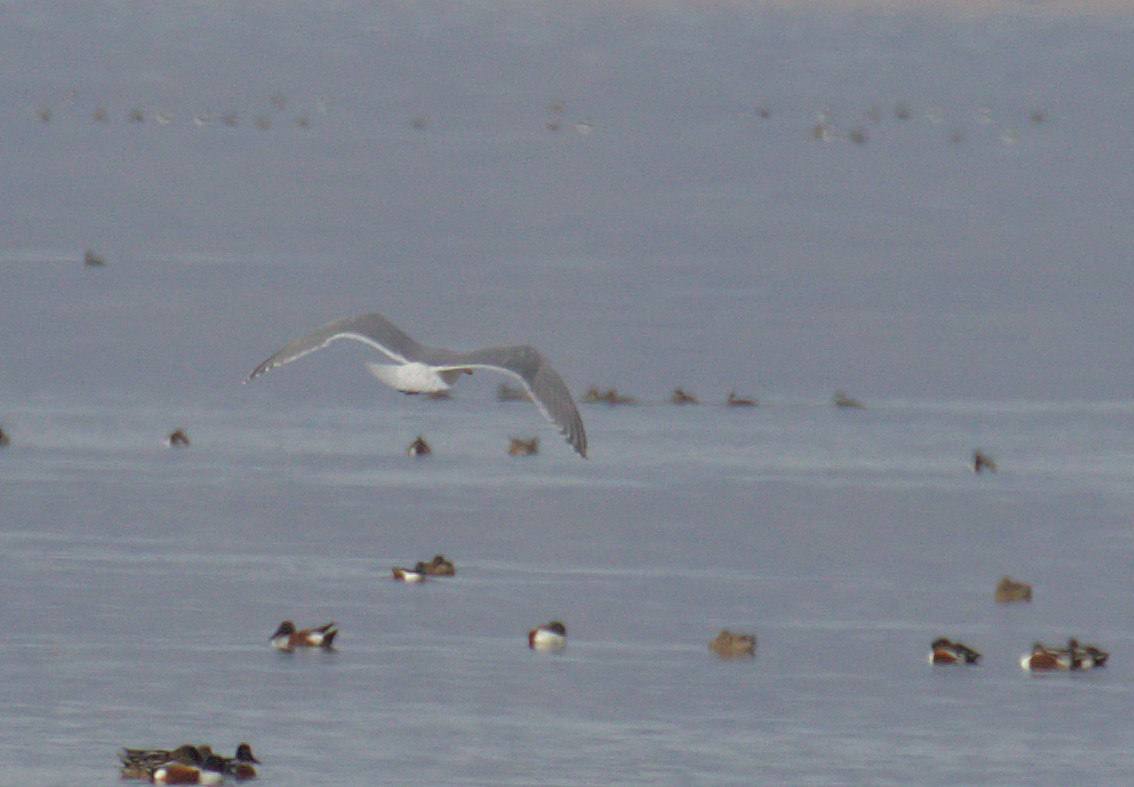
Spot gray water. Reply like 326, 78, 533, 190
3, 2, 1134, 784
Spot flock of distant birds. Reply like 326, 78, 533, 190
792, 99, 1050, 147
26, 90, 1049, 148
29, 90, 328, 132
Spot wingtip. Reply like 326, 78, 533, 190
244, 363, 270, 383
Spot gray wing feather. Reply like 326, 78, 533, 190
430, 345, 588, 458
246, 313, 427, 381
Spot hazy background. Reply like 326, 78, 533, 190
3, 2, 1134, 784
3, 1, 1133, 407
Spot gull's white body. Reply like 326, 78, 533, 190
246, 312, 587, 457
365, 361, 465, 394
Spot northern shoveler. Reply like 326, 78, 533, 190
419, 554, 455, 577
407, 436, 431, 457
508, 437, 539, 456
270, 621, 337, 652
152, 754, 226, 785
928, 637, 981, 665
995, 576, 1032, 603
672, 388, 699, 405
726, 391, 757, 407
529, 621, 567, 652
1068, 638, 1109, 669
709, 629, 756, 658
392, 566, 427, 582
1020, 642, 1072, 672
167, 429, 190, 447
973, 450, 998, 473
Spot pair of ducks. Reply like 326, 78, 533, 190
930, 637, 1110, 671
409, 436, 540, 457
273, 556, 458, 655
528, 625, 759, 659
672, 389, 759, 407
1021, 639, 1109, 671
269, 617, 566, 654
392, 554, 456, 582
118, 742, 259, 783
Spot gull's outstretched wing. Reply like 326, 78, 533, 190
246, 313, 427, 381
428, 345, 588, 458
246, 312, 588, 458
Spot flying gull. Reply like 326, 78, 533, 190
246, 312, 587, 457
